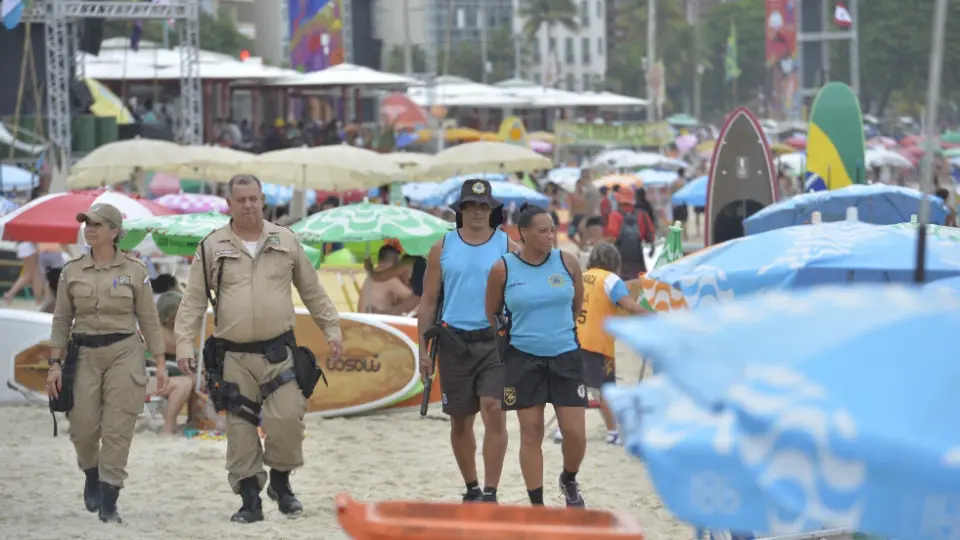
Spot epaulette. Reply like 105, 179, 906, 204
62, 254, 85, 269
123, 252, 148, 268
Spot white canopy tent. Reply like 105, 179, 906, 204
269, 63, 416, 88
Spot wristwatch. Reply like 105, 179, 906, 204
48, 358, 62, 367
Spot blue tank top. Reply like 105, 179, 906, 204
440, 229, 509, 330
503, 249, 578, 357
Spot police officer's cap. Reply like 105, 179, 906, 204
448, 179, 502, 213
76, 203, 123, 229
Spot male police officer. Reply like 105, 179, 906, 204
175, 175, 342, 523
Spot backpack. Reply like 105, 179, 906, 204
615, 211, 645, 263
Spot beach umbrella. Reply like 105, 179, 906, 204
414, 173, 509, 207
671, 175, 707, 207
925, 274, 960, 294
943, 148, 960, 158
744, 184, 949, 235
442, 181, 549, 210
544, 167, 580, 192
147, 172, 183, 196
250, 145, 407, 191
0, 164, 38, 194
892, 214, 960, 241
864, 148, 913, 169
67, 138, 187, 188
291, 200, 454, 256
154, 193, 229, 214
174, 145, 256, 183
400, 181, 444, 203
0, 196, 19, 217
418, 141, 552, 179
602, 285, 960, 540
649, 221, 960, 308
637, 170, 679, 188
0, 190, 172, 244
774, 152, 806, 174
665, 113, 698, 127
784, 134, 807, 149
261, 183, 317, 207
83, 78, 134, 124
594, 173, 643, 189
120, 212, 323, 267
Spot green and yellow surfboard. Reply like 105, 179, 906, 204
804, 82, 866, 191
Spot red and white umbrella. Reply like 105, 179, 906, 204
0, 190, 173, 244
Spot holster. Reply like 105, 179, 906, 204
494, 314, 510, 362
290, 345, 327, 399
425, 324, 469, 357
48, 339, 80, 437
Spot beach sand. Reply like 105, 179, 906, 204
0, 346, 689, 540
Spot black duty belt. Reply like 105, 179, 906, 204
71, 333, 134, 349
451, 327, 495, 343
220, 330, 294, 354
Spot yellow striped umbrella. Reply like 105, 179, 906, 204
84, 78, 134, 124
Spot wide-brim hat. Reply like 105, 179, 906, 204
448, 178, 502, 213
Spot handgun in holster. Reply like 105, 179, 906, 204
494, 313, 510, 361
424, 323, 469, 357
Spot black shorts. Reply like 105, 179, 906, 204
502, 346, 587, 411
582, 349, 615, 389
436, 330, 504, 417
568, 214, 584, 239
673, 205, 689, 222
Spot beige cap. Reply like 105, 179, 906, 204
76, 203, 123, 229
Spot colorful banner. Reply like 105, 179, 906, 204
554, 122, 672, 147
765, 0, 801, 120
289, 0, 346, 73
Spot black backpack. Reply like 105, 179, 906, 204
616, 211, 644, 263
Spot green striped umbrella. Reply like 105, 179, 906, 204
121, 212, 323, 267
290, 200, 454, 256
892, 215, 960, 242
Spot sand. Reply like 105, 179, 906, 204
0, 346, 690, 540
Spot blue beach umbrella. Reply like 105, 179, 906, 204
0, 164, 38, 194
261, 183, 317, 207
671, 175, 707, 207
649, 221, 960, 307
443, 180, 549, 209
744, 184, 949, 235
602, 285, 960, 540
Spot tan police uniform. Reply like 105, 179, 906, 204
173, 220, 341, 515
49, 203, 164, 522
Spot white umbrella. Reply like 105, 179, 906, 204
865, 148, 913, 169
175, 145, 256, 183
249, 145, 407, 190
418, 142, 552, 179
67, 138, 186, 188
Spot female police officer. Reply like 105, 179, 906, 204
46, 202, 166, 524
485, 203, 588, 508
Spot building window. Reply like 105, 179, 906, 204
597, 0, 602, 17
566, 73, 575, 91
532, 38, 541, 64
565, 37, 574, 64
598, 37, 604, 55
580, 1, 589, 26
583, 74, 591, 91
582, 37, 590, 65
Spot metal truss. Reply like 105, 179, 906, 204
177, 0, 203, 145
34, 0, 204, 174
341, 0, 354, 64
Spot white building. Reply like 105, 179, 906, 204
516, 0, 607, 92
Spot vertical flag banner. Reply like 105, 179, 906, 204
765, 0, 801, 120
834, 2, 852, 28
725, 22, 741, 83
2, 0, 24, 30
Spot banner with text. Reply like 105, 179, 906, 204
554, 122, 673, 147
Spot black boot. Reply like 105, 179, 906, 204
83, 468, 100, 513
231, 476, 264, 524
266, 469, 303, 517
98, 482, 122, 523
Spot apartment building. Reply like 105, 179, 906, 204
519, 0, 608, 91
372, 0, 515, 75
210, 0, 288, 66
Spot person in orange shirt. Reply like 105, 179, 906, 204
555, 242, 647, 445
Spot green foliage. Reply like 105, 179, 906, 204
517, 0, 579, 39
437, 24, 519, 82
385, 45, 428, 74
102, 10, 254, 58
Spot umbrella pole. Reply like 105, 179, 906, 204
916, 0, 949, 284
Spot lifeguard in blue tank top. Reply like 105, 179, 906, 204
440, 228, 510, 330
502, 248, 579, 357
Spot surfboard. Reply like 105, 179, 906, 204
704, 107, 778, 246
378, 315, 443, 412
804, 82, 866, 192
4, 309, 424, 419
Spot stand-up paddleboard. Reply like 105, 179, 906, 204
804, 82, 866, 192
3, 310, 55, 404
201, 310, 421, 418
704, 107, 778, 246
378, 316, 443, 412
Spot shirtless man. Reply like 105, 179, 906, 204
359, 245, 419, 315
567, 169, 600, 243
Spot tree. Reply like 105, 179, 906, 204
517, 0, 578, 85
436, 24, 520, 82
385, 45, 428, 74
102, 9, 254, 58
699, 0, 766, 116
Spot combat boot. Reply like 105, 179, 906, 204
231, 476, 264, 524
98, 482, 122, 523
82, 468, 100, 512
266, 469, 303, 517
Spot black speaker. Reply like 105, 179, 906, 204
69, 79, 95, 112
78, 19, 105, 56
